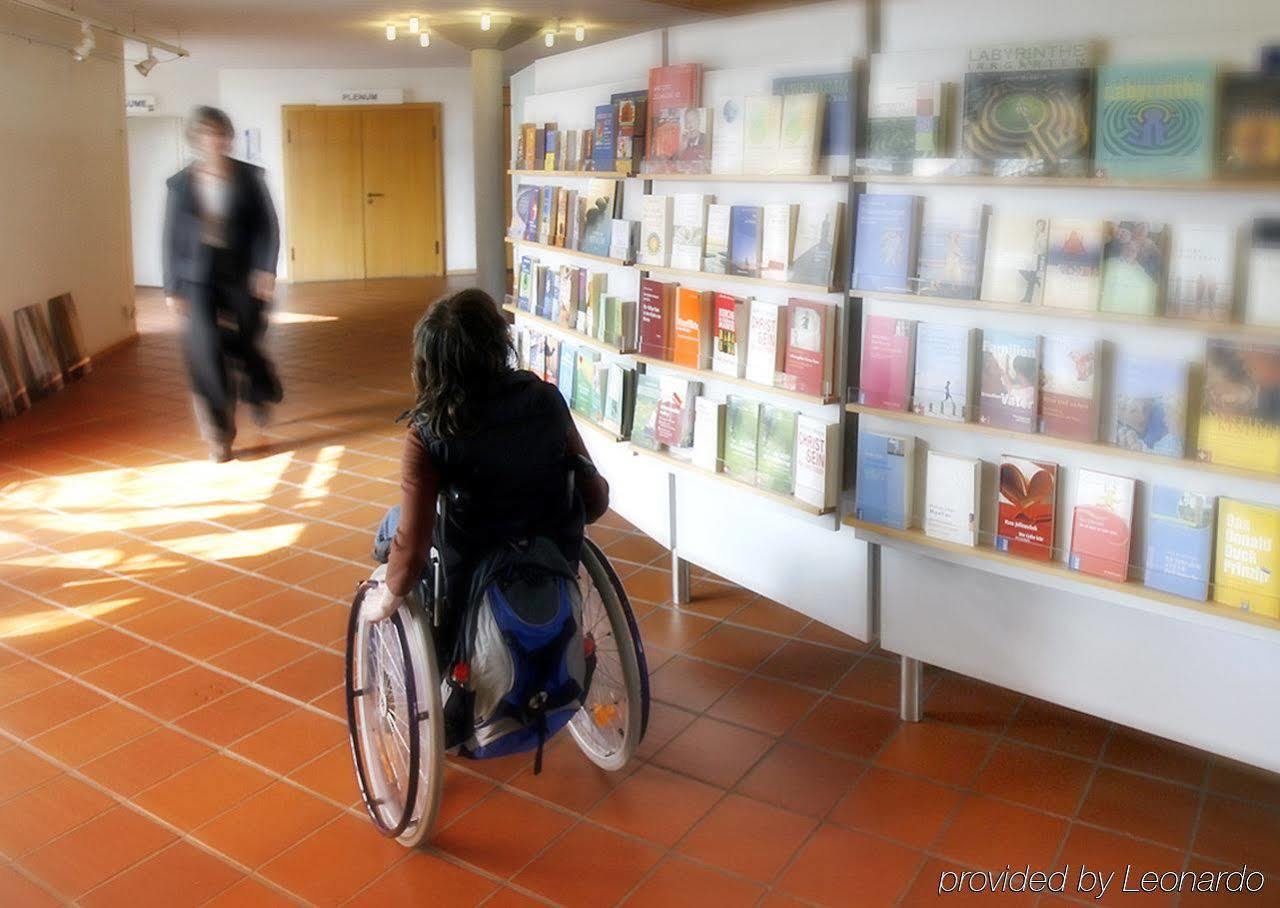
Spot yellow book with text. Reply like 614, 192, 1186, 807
1213, 499, 1280, 619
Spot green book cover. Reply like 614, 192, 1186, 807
723, 395, 761, 484
1095, 62, 1215, 180
756, 404, 798, 494
632, 373, 663, 450
1099, 221, 1167, 315
572, 350, 600, 416
603, 296, 619, 346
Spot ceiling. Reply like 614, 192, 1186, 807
55, 0, 798, 71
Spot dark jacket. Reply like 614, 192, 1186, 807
162, 159, 279, 296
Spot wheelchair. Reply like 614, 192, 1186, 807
343, 471, 650, 848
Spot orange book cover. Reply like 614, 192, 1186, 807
672, 287, 710, 369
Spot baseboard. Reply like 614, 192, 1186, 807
94, 333, 140, 361
445, 269, 478, 277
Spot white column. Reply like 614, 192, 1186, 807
470, 47, 505, 300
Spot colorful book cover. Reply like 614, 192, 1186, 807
703, 204, 732, 274
516, 256, 535, 312
1247, 218, 1280, 327
744, 301, 786, 388
1095, 62, 1216, 180
554, 188, 570, 246
911, 322, 974, 421
670, 193, 710, 272
728, 205, 763, 278
1039, 335, 1100, 441
611, 90, 648, 174
980, 216, 1049, 305
1043, 219, 1105, 310
537, 185, 555, 244
868, 80, 947, 159
996, 456, 1057, 561
761, 203, 798, 282
537, 266, 557, 321
1068, 469, 1136, 582
723, 395, 761, 484
521, 123, 537, 169
592, 104, 616, 172
1100, 221, 1168, 315
1112, 354, 1188, 457
914, 205, 985, 299
1214, 499, 1280, 618
711, 97, 745, 175
978, 331, 1040, 432
1197, 339, 1280, 473
648, 64, 702, 164
772, 71, 853, 159
572, 349, 600, 416
528, 329, 545, 379
756, 405, 798, 494
557, 343, 577, 406
639, 194, 674, 267
789, 201, 842, 288
961, 68, 1092, 170
794, 416, 840, 510
859, 314, 916, 411
579, 180, 617, 257
966, 41, 1094, 73
655, 376, 700, 449
1166, 224, 1234, 322
1144, 485, 1214, 601
510, 186, 539, 239
672, 287, 712, 369
1218, 73, 1280, 179
544, 129, 559, 171
638, 278, 673, 360
711, 293, 748, 378
923, 451, 981, 547
851, 194, 919, 293
776, 93, 824, 175
742, 95, 783, 174
782, 299, 835, 398
855, 430, 914, 530
631, 373, 663, 450
677, 108, 712, 171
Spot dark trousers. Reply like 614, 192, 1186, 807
183, 248, 281, 442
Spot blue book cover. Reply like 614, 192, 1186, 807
772, 72, 852, 157
1144, 485, 1214, 600
592, 105, 616, 172
516, 257, 534, 311
728, 205, 762, 278
852, 194, 919, 293
1095, 62, 1216, 180
854, 430, 914, 529
557, 343, 578, 405
1112, 354, 1187, 457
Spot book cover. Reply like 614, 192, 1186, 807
728, 205, 763, 278
978, 330, 1040, 432
1068, 469, 1136, 582
711, 97, 745, 175
1095, 62, 1216, 180
772, 71, 853, 159
602, 364, 635, 438
516, 256, 535, 312
612, 90, 648, 174
776, 93, 824, 175
617, 299, 638, 352
855, 430, 915, 530
868, 80, 947, 159
794, 415, 840, 510
1112, 354, 1188, 457
553, 188, 570, 246
670, 193, 710, 272
744, 301, 786, 388
537, 185, 555, 244
592, 104, 616, 173
1039, 335, 1100, 441
1100, 221, 1168, 315
1247, 218, 1280, 326
655, 376, 700, 449
1043, 219, 1105, 310
572, 350, 601, 417
711, 293, 748, 378
924, 450, 981, 547
1166, 224, 1234, 321
782, 299, 836, 398
761, 203, 798, 282
703, 204, 732, 274
631, 373, 663, 450
672, 287, 712, 369
789, 201, 842, 288
545, 339, 561, 389
996, 456, 1057, 561
981, 216, 1049, 305
521, 123, 537, 169
1214, 499, 1280, 618
533, 126, 546, 170
579, 179, 618, 257
914, 204, 985, 299
557, 342, 577, 405
676, 107, 712, 171
528, 329, 546, 379
638, 278, 673, 360
648, 64, 702, 164
961, 68, 1092, 170
852, 194, 919, 293
511, 186, 539, 239
609, 219, 638, 262
1197, 339, 1280, 472
1144, 485, 1214, 601
544, 129, 559, 171
693, 396, 726, 472
723, 395, 761, 484
1219, 73, 1280, 179
743, 95, 783, 175
859, 314, 916, 411
912, 322, 975, 421
556, 264, 577, 326
536, 265, 556, 320
639, 194, 674, 267
756, 405, 798, 494
565, 129, 580, 172
966, 41, 1094, 72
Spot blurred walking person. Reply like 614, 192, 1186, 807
163, 106, 282, 462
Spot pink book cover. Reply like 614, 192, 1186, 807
783, 299, 830, 397
859, 314, 915, 411
1068, 470, 1135, 582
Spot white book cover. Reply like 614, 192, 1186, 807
638, 195, 674, 268
981, 216, 1050, 306
671, 193, 711, 272
789, 201, 841, 288
912, 323, 976, 422
776, 93, 824, 176
711, 96, 745, 175
692, 396, 726, 472
1246, 220, 1280, 326
761, 203, 798, 282
703, 204, 732, 274
794, 415, 840, 509
609, 219, 638, 262
744, 300, 784, 387
924, 450, 981, 546
601, 363, 626, 434
743, 95, 783, 175
1167, 223, 1234, 321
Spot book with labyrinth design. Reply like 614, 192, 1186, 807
962, 68, 1092, 171
1094, 62, 1216, 181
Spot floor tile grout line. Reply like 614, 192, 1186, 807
0, 850, 74, 906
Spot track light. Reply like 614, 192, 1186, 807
134, 46, 158, 76
575, 24, 585, 42
480, 12, 492, 31
409, 16, 420, 34
419, 31, 430, 47
71, 20, 94, 62
385, 23, 396, 41
544, 30, 555, 48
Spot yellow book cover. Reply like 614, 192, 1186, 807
1214, 499, 1280, 619
1196, 340, 1280, 473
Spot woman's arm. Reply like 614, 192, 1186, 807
386, 430, 442, 598
567, 422, 610, 524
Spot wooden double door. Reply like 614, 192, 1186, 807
284, 104, 444, 281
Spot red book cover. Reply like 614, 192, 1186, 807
782, 298, 833, 397
996, 456, 1057, 561
639, 278, 671, 360
647, 64, 702, 163
1068, 469, 1136, 582
858, 314, 915, 411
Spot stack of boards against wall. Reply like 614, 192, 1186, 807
846, 0, 1280, 772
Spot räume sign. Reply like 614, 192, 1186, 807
332, 89, 405, 105
125, 94, 157, 115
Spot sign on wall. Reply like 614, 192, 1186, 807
331, 88, 405, 105
125, 94, 157, 115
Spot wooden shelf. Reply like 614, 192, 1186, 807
628, 443, 834, 516
855, 172, 1280, 193
502, 303, 629, 357
633, 354, 840, 406
849, 288, 1280, 341
573, 413, 626, 444
638, 263, 836, 295
504, 236, 632, 267
845, 517, 1280, 634
641, 172, 850, 184
508, 169, 627, 180
845, 401, 1280, 486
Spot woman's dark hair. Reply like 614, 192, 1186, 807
188, 105, 234, 140
407, 288, 513, 439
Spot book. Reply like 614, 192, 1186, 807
760, 203, 798, 282
1043, 219, 1105, 310
582, 273, 606, 334
670, 193, 711, 272
782, 299, 836, 398
612, 90, 648, 174
50, 297, 93, 384
579, 180, 617, 257
711, 97, 745, 175
962, 68, 1092, 171
859, 314, 916, 411
638, 194, 674, 268
1166, 224, 1234, 322
794, 416, 840, 510
13, 304, 63, 397
776, 93, 824, 175
0, 322, 29, 419
572, 349, 602, 417
1197, 339, 1280, 472
868, 81, 948, 159
911, 322, 976, 421
981, 216, 1050, 305
772, 71, 853, 160
996, 456, 1057, 561
528, 329, 546, 379
676, 108, 712, 172
672, 287, 713, 369
703, 204, 732, 274
648, 64, 702, 166
602, 364, 635, 438
565, 129, 579, 172
511, 185, 539, 238
556, 264, 577, 326
1039, 335, 1101, 442
744, 301, 786, 388
789, 201, 842, 288
521, 123, 536, 169
855, 430, 915, 530
978, 330, 1040, 432
609, 219, 638, 262
533, 127, 546, 170
638, 279, 674, 360
655, 376, 700, 449
1245, 218, 1280, 326
545, 339, 562, 390
966, 41, 1094, 72
728, 205, 763, 278
536, 185, 555, 244
1112, 354, 1188, 457
1068, 469, 1136, 582
536, 265, 557, 321
516, 256, 535, 311
1218, 73, 1280, 179
1214, 499, 1280, 618
591, 352, 609, 422
613, 298, 639, 352
1100, 221, 1168, 315
631, 373, 663, 450
1095, 62, 1216, 181
913, 204, 985, 299
756, 405, 798, 494
553, 188, 570, 246
544, 129, 559, 171
851, 194, 920, 293
1144, 485, 1214, 601
693, 396, 725, 472
557, 342, 578, 405
723, 395, 761, 484
711, 293, 749, 379
924, 451, 981, 546
742, 95, 783, 174
592, 104, 616, 173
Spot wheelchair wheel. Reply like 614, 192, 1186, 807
569, 537, 650, 771
344, 573, 444, 847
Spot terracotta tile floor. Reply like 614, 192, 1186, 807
1, 279, 1278, 906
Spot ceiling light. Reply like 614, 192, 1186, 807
135, 46, 159, 76
575, 24, 585, 42
419, 31, 430, 47
409, 16, 420, 34
385, 23, 396, 41
71, 20, 94, 62
544, 30, 555, 48
480, 12, 492, 31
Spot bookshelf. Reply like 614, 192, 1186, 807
501, 303, 629, 358
855, 172, 1280, 193
628, 443, 833, 516
635, 355, 840, 405
573, 412, 627, 444
642, 172, 851, 184
504, 237, 631, 267
508, 169, 627, 180
637, 263, 835, 295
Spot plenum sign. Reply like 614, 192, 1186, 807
330, 89, 405, 105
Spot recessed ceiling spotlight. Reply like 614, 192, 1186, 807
420, 31, 430, 47
480, 12, 492, 31
544, 30, 555, 48
409, 16, 420, 34
575, 24, 585, 42
385, 23, 396, 41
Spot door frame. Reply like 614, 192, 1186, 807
281, 102, 447, 281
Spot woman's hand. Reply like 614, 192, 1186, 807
362, 583, 404, 623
